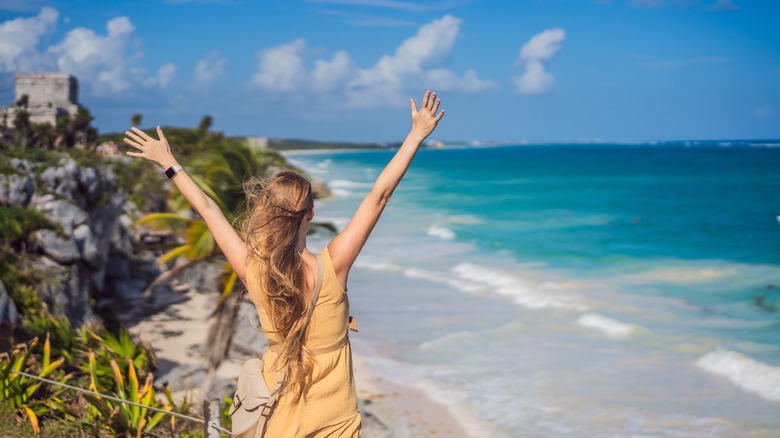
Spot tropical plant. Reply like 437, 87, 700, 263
22, 313, 79, 363
0, 335, 70, 436
83, 351, 169, 437
81, 327, 156, 390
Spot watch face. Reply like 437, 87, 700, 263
165, 167, 176, 179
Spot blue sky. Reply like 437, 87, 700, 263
1, 0, 779, 143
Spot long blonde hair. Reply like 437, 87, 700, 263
242, 170, 315, 400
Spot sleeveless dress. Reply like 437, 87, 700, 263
247, 247, 361, 437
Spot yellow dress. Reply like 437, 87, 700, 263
247, 247, 361, 437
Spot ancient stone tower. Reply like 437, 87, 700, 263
4, 73, 80, 126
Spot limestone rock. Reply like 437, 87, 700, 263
10, 158, 33, 173
36, 257, 94, 326
0, 279, 20, 326
73, 223, 102, 268
32, 195, 88, 235
36, 229, 80, 264
0, 173, 35, 206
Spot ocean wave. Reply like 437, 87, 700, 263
696, 350, 780, 401
329, 179, 372, 189
576, 313, 641, 339
331, 188, 354, 198
403, 267, 484, 293
427, 225, 455, 240
451, 263, 588, 311
354, 260, 403, 272
620, 266, 726, 284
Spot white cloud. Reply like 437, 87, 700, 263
0, 8, 177, 97
49, 16, 139, 93
519, 28, 566, 62
253, 39, 307, 92
512, 28, 565, 95
157, 63, 177, 88
425, 68, 497, 93
346, 14, 495, 106
195, 51, 226, 86
251, 15, 495, 106
0, 6, 58, 72
512, 61, 554, 95
312, 50, 354, 91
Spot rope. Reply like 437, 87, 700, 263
10, 369, 234, 436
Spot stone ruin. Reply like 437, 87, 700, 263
3, 72, 80, 127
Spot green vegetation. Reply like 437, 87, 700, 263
0, 206, 55, 326
1, 311, 205, 436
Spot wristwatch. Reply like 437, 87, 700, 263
165, 165, 183, 180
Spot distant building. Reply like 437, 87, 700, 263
247, 136, 269, 151
2, 73, 80, 127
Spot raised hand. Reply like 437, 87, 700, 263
410, 90, 445, 141
124, 126, 177, 169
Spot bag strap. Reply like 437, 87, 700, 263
308, 254, 325, 317
269, 254, 324, 394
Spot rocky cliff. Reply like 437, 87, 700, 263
1, 154, 163, 329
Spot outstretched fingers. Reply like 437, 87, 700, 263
410, 98, 418, 115
123, 136, 143, 150
124, 130, 146, 147
131, 126, 153, 141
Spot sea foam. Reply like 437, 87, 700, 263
451, 263, 588, 311
696, 350, 780, 401
576, 313, 640, 339
427, 225, 455, 240
329, 179, 372, 189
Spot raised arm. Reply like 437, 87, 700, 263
124, 126, 248, 283
328, 90, 444, 288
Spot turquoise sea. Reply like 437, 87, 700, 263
291, 142, 780, 437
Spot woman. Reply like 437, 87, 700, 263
124, 90, 444, 436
